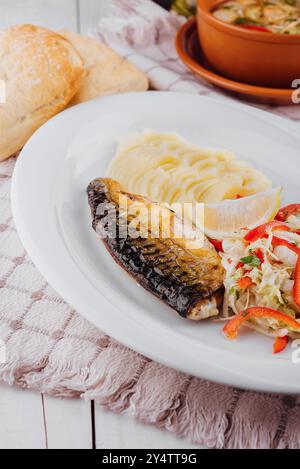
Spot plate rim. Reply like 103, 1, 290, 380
11, 91, 300, 394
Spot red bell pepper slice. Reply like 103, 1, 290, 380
241, 24, 270, 32
237, 276, 254, 289
276, 204, 300, 222
272, 236, 300, 256
293, 255, 300, 308
209, 238, 223, 252
244, 221, 290, 243
223, 306, 300, 340
254, 248, 264, 262
273, 336, 288, 354
252, 248, 264, 268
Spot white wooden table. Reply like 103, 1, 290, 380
0, 0, 200, 449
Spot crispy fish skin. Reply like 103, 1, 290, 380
87, 178, 225, 320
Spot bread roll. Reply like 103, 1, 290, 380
0, 24, 85, 161
60, 30, 149, 105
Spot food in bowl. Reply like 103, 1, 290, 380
212, 0, 300, 34
197, 0, 300, 87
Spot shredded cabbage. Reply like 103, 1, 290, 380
221, 227, 300, 338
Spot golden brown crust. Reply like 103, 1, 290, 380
87, 177, 225, 320
0, 24, 85, 161
60, 30, 149, 105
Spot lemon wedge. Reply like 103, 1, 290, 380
199, 187, 282, 239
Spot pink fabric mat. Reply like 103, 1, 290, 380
1, 0, 300, 449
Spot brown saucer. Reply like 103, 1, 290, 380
175, 18, 295, 106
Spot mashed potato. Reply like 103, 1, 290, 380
108, 131, 271, 205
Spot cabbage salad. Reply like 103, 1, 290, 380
219, 204, 300, 352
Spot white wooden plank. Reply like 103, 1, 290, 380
95, 406, 201, 449
42, 395, 93, 449
78, 0, 110, 33
0, 0, 77, 31
0, 383, 46, 449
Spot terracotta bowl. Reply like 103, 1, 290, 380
197, 0, 300, 88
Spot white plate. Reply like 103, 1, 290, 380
11, 92, 300, 394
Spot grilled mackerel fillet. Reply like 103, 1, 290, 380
87, 178, 225, 320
